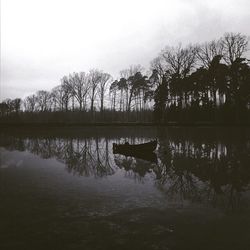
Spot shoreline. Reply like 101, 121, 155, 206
1, 122, 250, 128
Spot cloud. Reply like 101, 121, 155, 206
1, 0, 250, 100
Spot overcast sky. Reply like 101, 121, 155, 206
1, 0, 250, 101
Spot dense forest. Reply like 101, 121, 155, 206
1, 32, 250, 124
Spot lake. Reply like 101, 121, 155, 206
1, 126, 250, 250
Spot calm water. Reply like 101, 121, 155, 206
1, 127, 250, 250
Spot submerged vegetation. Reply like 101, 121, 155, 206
1, 32, 250, 124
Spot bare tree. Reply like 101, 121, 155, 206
109, 80, 118, 111
0, 102, 9, 116
51, 85, 64, 111
222, 32, 248, 64
3, 99, 14, 113
120, 64, 143, 79
150, 56, 167, 84
197, 39, 224, 68
69, 72, 89, 111
24, 94, 37, 112
152, 44, 198, 108
12, 98, 22, 113
36, 90, 51, 111
60, 76, 73, 111
160, 44, 198, 78
88, 69, 102, 113
97, 72, 112, 112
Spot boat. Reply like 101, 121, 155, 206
113, 140, 157, 154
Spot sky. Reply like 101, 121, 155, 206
1, 0, 250, 101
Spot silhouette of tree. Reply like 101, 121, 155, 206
229, 57, 250, 120
197, 39, 224, 68
222, 32, 248, 65
109, 80, 118, 111
60, 76, 73, 111
68, 72, 89, 111
12, 98, 21, 113
161, 44, 197, 78
23, 94, 37, 112
127, 71, 149, 111
0, 101, 9, 116
97, 72, 112, 112
51, 85, 64, 111
1, 32, 250, 124
36, 90, 51, 111
154, 75, 168, 122
117, 78, 128, 111
88, 69, 102, 114
120, 65, 144, 111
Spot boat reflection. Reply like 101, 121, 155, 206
114, 153, 157, 178
113, 150, 158, 164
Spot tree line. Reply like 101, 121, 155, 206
0, 32, 250, 123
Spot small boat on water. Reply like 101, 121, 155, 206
113, 140, 157, 154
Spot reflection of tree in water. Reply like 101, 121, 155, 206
114, 155, 154, 181
60, 138, 116, 177
156, 138, 250, 209
69, 138, 114, 177
0, 135, 116, 177
1, 132, 250, 209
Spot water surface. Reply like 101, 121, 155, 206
1, 127, 250, 250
